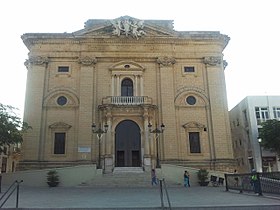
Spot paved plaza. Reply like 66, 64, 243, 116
1, 185, 280, 209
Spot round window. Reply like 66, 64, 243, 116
57, 96, 67, 106
186, 96, 196, 105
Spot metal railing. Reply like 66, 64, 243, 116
0, 180, 23, 208
225, 172, 280, 196
158, 179, 172, 210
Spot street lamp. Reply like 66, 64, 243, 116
92, 123, 108, 169
258, 138, 263, 172
148, 122, 165, 168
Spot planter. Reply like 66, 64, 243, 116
198, 181, 209, 186
47, 181, 59, 187
197, 169, 209, 186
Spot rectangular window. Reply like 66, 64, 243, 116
54, 132, 66, 154
184, 66, 195, 73
189, 132, 201, 153
58, 66, 69, 72
273, 107, 280, 119
255, 107, 269, 124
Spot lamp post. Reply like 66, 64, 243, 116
258, 138, 263, 172
92, 123, 108, 169
148, 122, 165, 168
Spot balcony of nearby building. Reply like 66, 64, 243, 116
102, 96, 153, 105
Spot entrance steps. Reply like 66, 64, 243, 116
85, 167, 152, 187
80, 167, 180, 188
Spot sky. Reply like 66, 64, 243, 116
0, 0, 279, 118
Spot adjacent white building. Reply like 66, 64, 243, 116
229, 96, 280, 173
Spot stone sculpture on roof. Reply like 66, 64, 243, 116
111, 17, 146, 39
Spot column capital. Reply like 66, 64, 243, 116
157, 56, 176, 67
78, 56, 97, 66
203, 56, 222, 66
24, 56, 49, 67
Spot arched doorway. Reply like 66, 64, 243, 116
115, 120, 141, 167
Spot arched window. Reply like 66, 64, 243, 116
121, 78, 133, 96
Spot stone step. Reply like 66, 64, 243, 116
80, 168, 180, 188
113, 167, 144, 174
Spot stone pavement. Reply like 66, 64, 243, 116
1, 185, 280, 209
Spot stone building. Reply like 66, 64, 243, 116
20, 16, 235, 173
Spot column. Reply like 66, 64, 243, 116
140, 76, 144, 96
143, 109, 151, 171
111, 75, 115, 96
104, 110, 113, 173
135, 75, 138, 96
117, 75, 120, 95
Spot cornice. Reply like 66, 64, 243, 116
22, 35, 229, 50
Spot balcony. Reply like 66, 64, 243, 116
102, 96, 152, 105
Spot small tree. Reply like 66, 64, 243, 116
0, 103, 31, 152
258, 119, 280, 156
47, 170, 59, 187
197, 169, 209, 186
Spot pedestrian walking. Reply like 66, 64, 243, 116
151, 169, 157, 185
184, 170, 190, 187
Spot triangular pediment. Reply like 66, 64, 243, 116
182, 121, 205, 129
73, 16, 177, 38
49, 122, 72, 130
109, 61, 145, 71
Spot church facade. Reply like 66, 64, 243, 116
21, 16, 235, 173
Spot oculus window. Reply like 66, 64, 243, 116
57, 96, 67, 106
186, 96, 196, 105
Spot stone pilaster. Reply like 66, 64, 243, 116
22, 56, 49, 161
157, 56, 177, 163
78, 56, 96, 161
203, 56, 233, 164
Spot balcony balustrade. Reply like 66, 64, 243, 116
102, 96, 152, 105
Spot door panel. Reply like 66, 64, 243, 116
116, 151, 125, 167
115, 120, 141, 167
132, 151, 140, 167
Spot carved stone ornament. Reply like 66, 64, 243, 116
223, 60, 228, 69
78, 56, 97, 66
111, 17, 146, 40
24, 56, 49, 67
157, 56, 176, 67
203, 56, 222, 66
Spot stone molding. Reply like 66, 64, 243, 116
157, 56, 176, 67
78, 56, 97, 66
